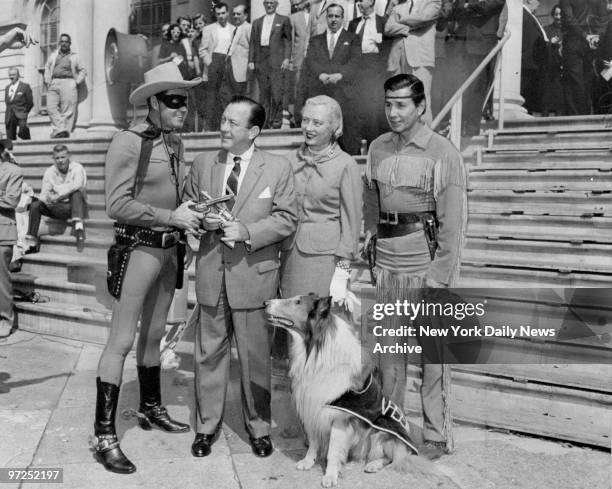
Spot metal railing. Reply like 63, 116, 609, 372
432, 30, 512, 149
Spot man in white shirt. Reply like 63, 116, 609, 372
289, 0, 311, 124
200, 3, 236, 130
25, 144, 87, 252
249, 0, 292, 128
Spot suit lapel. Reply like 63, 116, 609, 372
233, 148, 264, 215
212, 150, 227, 198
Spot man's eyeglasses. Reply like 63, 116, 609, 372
156, 94, 188, 109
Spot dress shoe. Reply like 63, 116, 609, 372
75, 228, 86, 252
249, 435, 273, 457
23, 242, 40, 255
420, 440, 449, 460
191, 433, 215, 457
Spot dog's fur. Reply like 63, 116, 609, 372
267, 295, 431, 487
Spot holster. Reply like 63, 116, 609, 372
422, 214, 439, 261
364, 235, 377, 286
107, 240, 134, 300
176, 242, 185, 290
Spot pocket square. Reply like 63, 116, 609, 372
258, 187, 272, 198
275, 23, 281, 26
343, 41, 349, 45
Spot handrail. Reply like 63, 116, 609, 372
431, 30, 512, 134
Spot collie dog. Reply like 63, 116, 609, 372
266, 294, 431, 487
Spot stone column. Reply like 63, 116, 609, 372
60, 0, 94, 133
87, 0, 129, 134
493, 0, 531, 122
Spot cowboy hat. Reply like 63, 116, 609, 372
129, 62, 202, 105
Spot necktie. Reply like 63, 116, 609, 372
9, 84, 16, 99
226, 156, 241, 208
328, 33, 336, 58
359, 16, 369, 34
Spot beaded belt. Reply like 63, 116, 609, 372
113, 223, 181, 249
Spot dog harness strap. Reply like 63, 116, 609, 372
327, 373, 419, 454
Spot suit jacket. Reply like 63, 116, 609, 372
4, 81, 33, 122
348, 14, 391, 67
249, 14, 292, 69
185, 148, 298, 309
303, 29, 362, 98
290, 10, 311, 72
0, 160, 22, 245
229, 22, 251, 83
385, 0, 441, 70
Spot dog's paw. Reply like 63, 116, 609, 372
321, 473, 338, 487
296, 457, 315, 471
364, 459, 385, 473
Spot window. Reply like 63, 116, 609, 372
129, 0, 172, 44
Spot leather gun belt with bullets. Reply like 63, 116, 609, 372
107, 223, 185, 299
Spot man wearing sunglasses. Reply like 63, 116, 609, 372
92, 63, 204, 475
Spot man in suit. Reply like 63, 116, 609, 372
310, 0, 348, 36
303, 3, 362, 153
384, 0, 441, 124
249, 0, 292, 128
186, 96, 297, 459
348, 0, 390, 146
560, 0, 608, 115
200, 3, 236, 130
4, 68, 33, 140
225, 4, 252, 99
0, 139, 22, 337
451, 0, 504, 134
289, 0, 311, 124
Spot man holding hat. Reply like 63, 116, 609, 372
0, 139, 22, 337
92, 62, 203, 475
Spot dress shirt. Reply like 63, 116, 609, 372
224, 144, 255, 194
8, 82, 17, 99
327, 29, 340, 57
357, 15, 380, 53
261, 14, 276, 46
214, 23, 235, 54
181, 37, 194, 60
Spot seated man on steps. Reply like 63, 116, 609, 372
25, 144, 87, 253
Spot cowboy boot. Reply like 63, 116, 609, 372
92, 377, 136, 474
137, 365, 190, 433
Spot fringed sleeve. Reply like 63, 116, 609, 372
427, 147, 468, 287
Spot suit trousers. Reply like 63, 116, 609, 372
0, 245, 13, 324
97, 246, 178, 385
221, 61, 248, 104
194, 278, 271, 438
562, 36, 593, 116
47, 78, 77, 136
205, 53, 229, 131
6, 114, 30, 140
255, 47, 285, 128
27, 191, 87, 237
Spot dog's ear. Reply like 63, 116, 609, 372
314, 296, 332, 319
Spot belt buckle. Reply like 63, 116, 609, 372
385, 211, 398, 225
161, 232, 178, 248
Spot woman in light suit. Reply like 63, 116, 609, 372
280, 95, 362, 303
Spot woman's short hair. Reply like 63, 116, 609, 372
303, 95, 343, 140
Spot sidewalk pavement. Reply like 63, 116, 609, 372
0, 331, 610, 489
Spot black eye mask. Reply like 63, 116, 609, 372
157, 94, 188, 109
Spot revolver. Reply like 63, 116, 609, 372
189, 190, 238, 247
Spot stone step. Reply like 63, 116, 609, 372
495, 114, 610, 132
467, 189, 612, 217
468, 169, 612, 192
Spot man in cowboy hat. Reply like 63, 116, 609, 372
92, 62, 204, 475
